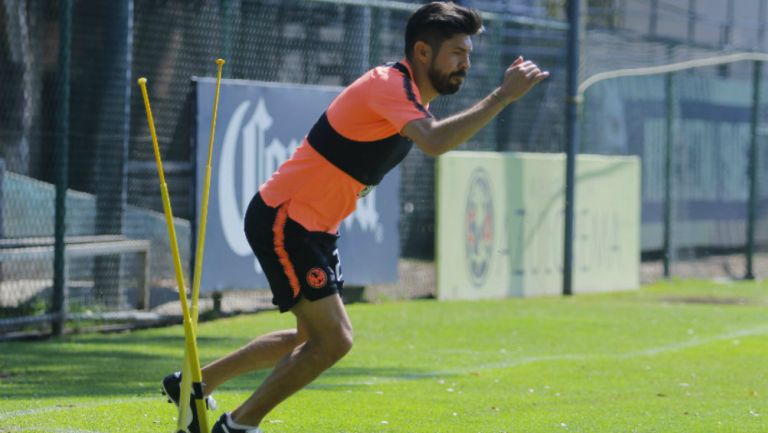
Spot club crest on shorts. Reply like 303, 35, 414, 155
306, 267, 328, 289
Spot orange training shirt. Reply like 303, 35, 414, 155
259, 60, 431, 233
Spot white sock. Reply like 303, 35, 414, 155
226, 413, 262, 433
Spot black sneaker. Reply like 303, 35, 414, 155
161, 372, 216, 433
211, 413, 262, 433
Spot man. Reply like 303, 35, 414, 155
162, 2, 548, 432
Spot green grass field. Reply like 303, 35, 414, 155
2, 279, 767, 433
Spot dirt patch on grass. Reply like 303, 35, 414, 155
364, 259, 436, 302
659, 296, 753, 305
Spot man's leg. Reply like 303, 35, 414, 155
201, 322, 308, 393
229, 294, 352, 426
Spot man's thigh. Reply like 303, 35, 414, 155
291, 295, 351, 341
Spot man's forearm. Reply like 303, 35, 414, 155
406, 89, 509, 156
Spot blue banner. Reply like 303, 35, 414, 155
582, 75, 768, 251
195, 78, 400, 293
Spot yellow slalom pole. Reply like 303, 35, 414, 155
190, 58, 225, 327
137, 77, 209, 433
179, 57, 226, 432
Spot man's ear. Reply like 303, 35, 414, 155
413, 40, 433, 64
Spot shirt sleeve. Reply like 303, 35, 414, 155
366, 72, 432, 133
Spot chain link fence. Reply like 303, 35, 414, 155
1, 0, 766, 337
0, 0, 569, 336
580, 0, 768, 282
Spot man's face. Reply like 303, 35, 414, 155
428, 34, 473, 95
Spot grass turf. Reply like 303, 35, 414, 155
1, 279, 767, 433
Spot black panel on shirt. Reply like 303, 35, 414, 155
307, 112, 413, 186
306, 62, 430, 186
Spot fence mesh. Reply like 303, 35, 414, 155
581, 0, 768, 282
1, 0, 767, 336
582, 63, 768, 281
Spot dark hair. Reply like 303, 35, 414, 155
405, 2, 484, 61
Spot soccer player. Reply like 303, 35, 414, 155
162, 2, 548, 432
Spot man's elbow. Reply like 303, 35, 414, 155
414, 138, 444, 157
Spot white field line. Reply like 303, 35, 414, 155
468, 324, 768, 373
312, 324, 768, 386
1, 428, 102, 433
0, 398, 150, 421
3, 324, 768, 424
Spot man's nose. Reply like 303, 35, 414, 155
461, 55, 471, 70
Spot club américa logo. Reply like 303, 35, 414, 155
465, 168, 494, 287
306, 267, 328, 289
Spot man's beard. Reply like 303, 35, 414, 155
428, 61, 466, 95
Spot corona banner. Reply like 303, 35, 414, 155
195, 78, 400, 293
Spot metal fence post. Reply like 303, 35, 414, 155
687, 0, 696, 43
0, 158, 4, 237
760, 0, 767, 50
94, 1, 133, 308
0, 158, 4, 284
746, 60, 762, 280
52, 0, 73, 336
369, 7, 381, 67
649, 0, 658, 37
221, 0, 236, 78
663, 72, 674, 278
563, 0, 582, 296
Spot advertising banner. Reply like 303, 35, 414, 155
195, 78, 400, 293
437, 152, 640, 299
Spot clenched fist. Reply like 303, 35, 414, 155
496, 56, 550, 104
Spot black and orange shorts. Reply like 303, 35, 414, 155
243, 193, 343, 313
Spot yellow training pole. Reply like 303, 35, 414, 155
179, 57, 226, 432
190, 58, 225, 326
137, 77, 209, 433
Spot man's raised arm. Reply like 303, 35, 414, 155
403, 56, 549, 157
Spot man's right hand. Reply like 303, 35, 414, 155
495, 56, 550, 104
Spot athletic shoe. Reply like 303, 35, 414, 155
211, 413, 263, 433
161, 371, 216, 433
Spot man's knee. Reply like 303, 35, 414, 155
334, 326, 353, 357
294, 295, 353, 364
311, 326, 353, 365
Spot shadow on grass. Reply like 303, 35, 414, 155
216, 366, 450, 396
1, 334, 235, 399
1, 335, 448, 400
